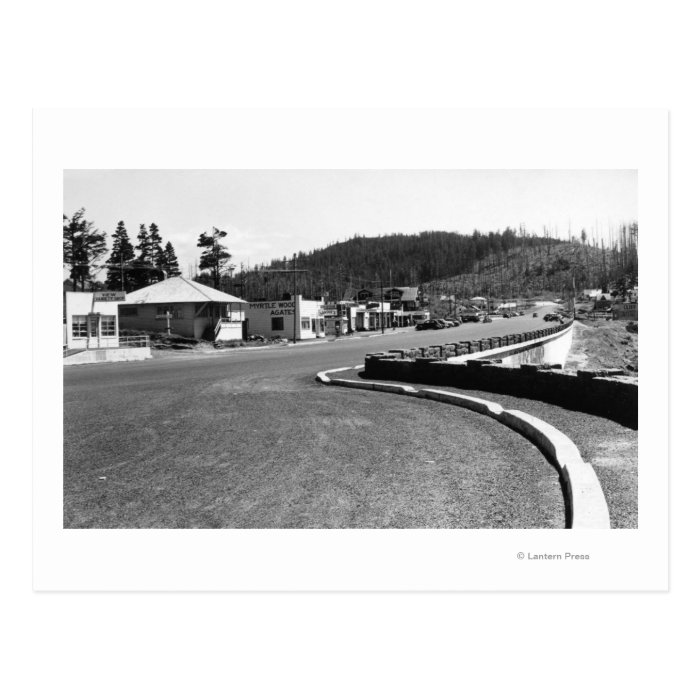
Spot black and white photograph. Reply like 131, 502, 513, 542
32, 107, 668, 594
62, 169, 639, 531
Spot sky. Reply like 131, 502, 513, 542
64, 169, 637, 277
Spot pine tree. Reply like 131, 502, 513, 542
134, 222, 164, 287
105, 221, 136, 291
158, 241, 181, 278
63, 208, 107, 291
149, 223, 164, 276
197, 227, 232, 289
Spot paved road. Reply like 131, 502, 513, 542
64, 309, 565, 528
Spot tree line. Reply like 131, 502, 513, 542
63, 208, 192, 292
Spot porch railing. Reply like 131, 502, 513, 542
214, 318, 242, 340
119, 335, 151, 348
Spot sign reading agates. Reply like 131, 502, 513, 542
94, 291, 126, 302
248, 300, 296, 316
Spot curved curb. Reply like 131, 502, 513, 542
315, 367, 610, 529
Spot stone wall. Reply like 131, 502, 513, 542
363, 354, 637, 429
385, 320, 573, 363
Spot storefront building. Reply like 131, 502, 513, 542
323, 301, 402, 334
64, 291, 123, 350
352, 286, 425, 326
246, 296, 325, 341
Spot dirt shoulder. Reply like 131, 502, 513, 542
565, 319, 638, 375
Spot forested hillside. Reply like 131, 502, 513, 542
228, 225, 638, 302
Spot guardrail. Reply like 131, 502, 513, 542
376, 319, 574, 361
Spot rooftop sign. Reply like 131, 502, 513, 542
94, 291, 126, 302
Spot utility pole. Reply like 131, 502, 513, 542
293, 253, 297, 345
380, 277, 385, 334
263, 255, 308, 344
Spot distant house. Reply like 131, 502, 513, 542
612, 300, 638, 321
118, 276, 248, 340
354, 286, 421, 309
582, 288, 603, 300
593, 293, 612, 310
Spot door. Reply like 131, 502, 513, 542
87, 315, 100, 348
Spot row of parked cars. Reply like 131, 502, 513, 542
415, 318, 463, 331
416, 309, 531, 330
543, 312, 568, 323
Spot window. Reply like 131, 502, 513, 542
120, 306, 138, 316
156, 305, 183, 319
301, 317, 311, 330
271, 316, 284, 331
71, 315, 88, 338
100, 315, 116, 336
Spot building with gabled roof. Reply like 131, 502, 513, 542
118, 276, 248, 340
344, 286, 426, 327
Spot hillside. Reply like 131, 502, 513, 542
424, 239, 614, 303
226, 226, 637, 303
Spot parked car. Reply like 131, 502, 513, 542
461, 312, 482, 322
416, 320, 441, 331
446, 317, 462, 326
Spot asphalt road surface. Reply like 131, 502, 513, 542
64, 309, 566, 528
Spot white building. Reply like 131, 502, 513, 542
65, 291, 123, 350
246, 296, 326, 341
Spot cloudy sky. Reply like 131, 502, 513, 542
64, 169, 637, 276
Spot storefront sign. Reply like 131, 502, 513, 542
94, 291, 126, 302
248, 300, 296, 316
